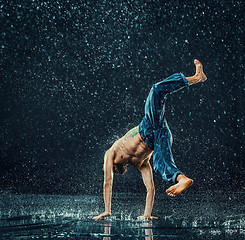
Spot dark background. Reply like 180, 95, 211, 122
0, 0, 244, 195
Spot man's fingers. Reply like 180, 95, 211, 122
137, 216, 158, 221
92, 213, 111, 221
147, 216, 158, 220
92, 215, 102, 220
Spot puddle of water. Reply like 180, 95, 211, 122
0, 192, 244, 239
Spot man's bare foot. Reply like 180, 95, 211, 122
186, 59, 207, 85
194, 59, 207, 82
166, 175, 193, 197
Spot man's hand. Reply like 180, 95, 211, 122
137, 215, 158, 221
92, 212, 111, 221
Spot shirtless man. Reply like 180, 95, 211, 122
93, 59, 207, 221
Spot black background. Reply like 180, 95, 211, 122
1, 0, 244, 194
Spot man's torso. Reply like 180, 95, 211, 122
110, 126, 153, 168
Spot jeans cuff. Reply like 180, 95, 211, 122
172, 171, 183, 184
180, 72, 190, 86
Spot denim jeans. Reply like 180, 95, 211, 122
139, 73, 190, 183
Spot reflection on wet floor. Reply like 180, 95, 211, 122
0, 191, 244, 239
100, 221, 154, 240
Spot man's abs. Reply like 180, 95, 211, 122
111, 127, 153, 166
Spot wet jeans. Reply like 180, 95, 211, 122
139, 73, 190, 183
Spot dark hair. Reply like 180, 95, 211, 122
113, 163, 128, 175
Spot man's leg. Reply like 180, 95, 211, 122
140, 59, 206, 133
153, 122, 183, 183
164, 59, 207, 196
145, 59, 207, 127
139, 72, 190, 189
166, 59, 207, 197
141, 72, 191, 181
139, 72, 190, 150
153, 120, 194, 197
139, 59, 206, 196
143, 73, 190, 131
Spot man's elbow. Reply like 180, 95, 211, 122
147, 185, 155, 193
104, 180, 112, 188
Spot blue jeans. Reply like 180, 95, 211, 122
139, 73, 190, 183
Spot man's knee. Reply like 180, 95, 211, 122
147, 85, 157, 99
151, 84, 156, 92
151, 84, 162, 95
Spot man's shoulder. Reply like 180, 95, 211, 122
109, 139, 121, 153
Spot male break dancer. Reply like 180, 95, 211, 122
93, 59, 207, 221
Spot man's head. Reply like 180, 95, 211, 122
113, 163, 128, 175
102, 163, 128, 175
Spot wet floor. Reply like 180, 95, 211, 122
0, 191, 244, 239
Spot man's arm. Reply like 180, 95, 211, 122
93, 150, 114, 220
137, 161, 158, 220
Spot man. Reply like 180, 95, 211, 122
93, 59, 207, 221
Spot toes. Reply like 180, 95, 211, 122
166, 191, 171, 196
167, 189, 178, 197
171, 190, 177, 196
168, 193, 176, 197
166, 186, 174, 192
194, 59, 202, 65
166, 189, 176, 197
